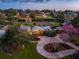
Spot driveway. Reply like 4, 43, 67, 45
37, 35, 76, 59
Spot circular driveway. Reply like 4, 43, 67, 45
36, 36, 75, 59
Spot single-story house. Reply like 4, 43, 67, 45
32, 26, 45, 35
41, 26, 52, 30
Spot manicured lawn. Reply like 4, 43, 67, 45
0, 43, 75, 59
47, 16, 54, 19
0, 43, 47, 59
61, 55, 74, 59
51, 22, 61, 27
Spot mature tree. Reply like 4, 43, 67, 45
4, 8, 18, 17
57, 11, 65, 19
0, 23, 33, 54
0, 13, 6, 24
71, 16, 79, 29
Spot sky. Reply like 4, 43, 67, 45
0, 0, 79, 10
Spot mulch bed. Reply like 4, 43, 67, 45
58, 43, 73, 51
44, 43, 73, 53
44, 43, 58, 53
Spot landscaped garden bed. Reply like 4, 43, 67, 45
0, 43, 46, 59
44, 43, 58, 53
44, 43, 73, 53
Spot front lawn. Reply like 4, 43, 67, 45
0, 43, 46, 59
61, 55, 74, 59
51, 22, 61, 27
47, 16, 54, 19
0, 42, 76, 59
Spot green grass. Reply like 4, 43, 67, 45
51, 22, 61, 27
0, 43, 75, 59
33, 15, 54, 22
0, 43, 46, 59
61, 55, 74, 59
47, 16, 54, 19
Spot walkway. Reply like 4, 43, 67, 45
57, 34, 79, 51
37, 36, 76, 59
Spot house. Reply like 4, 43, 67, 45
32, 26, 45, 35
19, 25, 52, 35
18, 13, 32, 23
41, 26, 51, 30
19, 24, 33, 34
20, 25, 31, 31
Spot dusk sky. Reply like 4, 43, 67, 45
0, 0, 79, 10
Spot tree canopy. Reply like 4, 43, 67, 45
71, 16, 79, 29
0, 13, 6, 24
0, 24, 33, 54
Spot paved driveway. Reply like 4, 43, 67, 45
37, 35, 76, 59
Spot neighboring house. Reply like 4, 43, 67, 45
32, 26, 44, 31
19, 24, 32, 34
41, 26, 52, 30
19, 17, 32, 23
32, 26, 45, 35
18, 13, 32, 23
19, 25, 44, 35
19, 25, 52, 35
